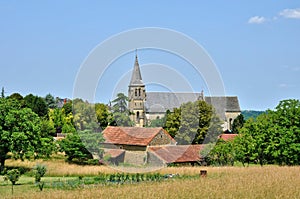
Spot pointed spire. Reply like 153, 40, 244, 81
129, 51, 143, 86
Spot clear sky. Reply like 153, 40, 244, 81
0, 1, 299, 111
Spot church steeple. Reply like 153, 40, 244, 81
128, 52, 146, 127
129, 54, 143, 86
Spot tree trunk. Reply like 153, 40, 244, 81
0, 157, 5, 173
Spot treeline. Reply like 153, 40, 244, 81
0, 91, 133, 172
204, 99, 300, 166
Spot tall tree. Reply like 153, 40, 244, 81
1, 87, 4, 98
270, 99, 300, 165
95, 103, 113, 130
164, 100, 222, 144
110, 93, 133, 126
45, 93, 57, 109
24, 94, 48, 117
0, 98, 54, 172
112, 93, 129, 113
232, 114, 245, 134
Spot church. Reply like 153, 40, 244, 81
128, 54, 241, 132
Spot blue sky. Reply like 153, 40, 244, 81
0, 1, 299, 110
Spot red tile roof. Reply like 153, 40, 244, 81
148, 145, 205, 163
219, 134, 238, 141
102, 126, 175, 146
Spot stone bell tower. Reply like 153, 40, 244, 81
128, 54, 146, 127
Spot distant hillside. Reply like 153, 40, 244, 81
241, 110, 265, 120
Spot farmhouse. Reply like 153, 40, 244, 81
101, 126, 204, 166
128, 54, 241, 131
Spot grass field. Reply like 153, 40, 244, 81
1, 159, 300, 199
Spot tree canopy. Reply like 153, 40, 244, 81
0, 98, 55, 172
164, 100, 222, 145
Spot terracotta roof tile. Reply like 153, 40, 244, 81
148, 145, 204, 163
102, 126, 175, 146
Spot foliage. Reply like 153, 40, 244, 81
45, 93, 57, 109
6, 169, 21, 185
34, 164, 47, 183
148, 116, 166, 127
59, 132, 93, 162
0, 98, 55, 172
62, 100, 72, 115
48, 108, 76, 134
241, 110, 265, 120
95, 103, 113, 130
1, 87, 4, 98
165, 109, 181, 138
23, 94, 48, 117
8, 93, 24, 101
205, 139, 235, 166
110, 93, 133, 127
6, 169, 21, 194
72, 99, 99, 131
164, 100, 222, 144
209, 99, 300, 166
231, 114, 245, 134
112, 93, 129, 113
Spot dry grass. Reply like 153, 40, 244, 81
2, 159, 300, 199
5, 159, 115, 176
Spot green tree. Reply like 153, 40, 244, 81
232, 114, 245, 134
240, 114, 274, 166
45, 93, 57, 109
110, 93, 133, 127
6, 169, 21, 194
239, 99, 300, 166
95, 103, 113, 129
164, 100, 222, 144
165, 109, 181, 138
33, 164, 47, 183
232, 133, 254, 166
8, 93, 23, 101
59, 132, 93, 162
61, 99, 104, 163
24, 94, 48, 117
1, 87, 4, 98
62, 100, 72, 115
148, 116, 166, 127
207, 139, 235, 166
0, 98, 54, 172
270, 99, 300, 165
112, 93, 129, 113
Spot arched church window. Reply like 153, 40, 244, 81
138, 88, 141, 96
135, 89, 137, 96
136, 111, 140, 121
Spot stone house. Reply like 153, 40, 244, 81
101, 126, 177, 165
101, 126, 205, 166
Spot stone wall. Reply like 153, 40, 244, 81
124, 151, 147, 165
146, 151, 165, 167
149, 130, 175, 146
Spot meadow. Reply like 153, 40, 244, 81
0, 159, 299, 199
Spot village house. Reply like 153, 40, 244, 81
101, 126, 206, 166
